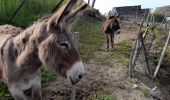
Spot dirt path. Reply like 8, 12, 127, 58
42, 30, 164, 100
114, 30, 136, 44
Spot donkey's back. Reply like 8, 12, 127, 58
0, 25, 22, 49
0, 24, 22, 35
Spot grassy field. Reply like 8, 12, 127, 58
0, 0, 66, 28
73, 17, 105, 62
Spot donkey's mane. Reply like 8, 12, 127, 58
0, 14, 53, 63
13, 20, 49, 56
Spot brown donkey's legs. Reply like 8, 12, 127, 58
106, 34, 109, 51
111, 33, 114, 49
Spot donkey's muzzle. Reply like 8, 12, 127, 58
78, 74, 83, 80
67, 61, 85, 85
69, 73, 84, 85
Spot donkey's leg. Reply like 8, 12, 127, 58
31, 71, 42, 100
106, 34, 109, 51
111, 33, 114, 48
9, 85, 27, 100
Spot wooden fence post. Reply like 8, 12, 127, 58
92, 0, 96, 7
128, 12, 147, 77
133, 27, 149, 63
154, 30, 170, 78
128, 37, 138, 77
88, 0, 90, 5
70, 85, 76, 100
149, 13, 153, 26
161, 12, 167, 25
140, 32, 151, 75
73, 32, 80, 50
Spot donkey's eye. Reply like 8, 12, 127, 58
59, 42, 69, 49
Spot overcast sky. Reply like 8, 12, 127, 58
84, 0, 170, 14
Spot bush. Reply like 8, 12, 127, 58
153, 13, 164, 23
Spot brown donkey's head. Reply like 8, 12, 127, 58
103, 14, 120, 33
109, 14, 120, 31
38, 0, 88, 85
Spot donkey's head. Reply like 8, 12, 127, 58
110, 14, 120, 31
38, 0, 88, 85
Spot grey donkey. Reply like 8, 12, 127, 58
0, 0, 88, 100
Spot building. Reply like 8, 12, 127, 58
110, 5, 150, 22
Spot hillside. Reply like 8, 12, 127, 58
154, 5, 170, 16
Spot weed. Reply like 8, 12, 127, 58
142, 88, 150, 97
41, 68, 55, 87
0, 83, 13, 100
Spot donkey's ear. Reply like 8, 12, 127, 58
47, 0, 77, 31
65, 3, 88, 24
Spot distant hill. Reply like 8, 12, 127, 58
154, 5, 170, 16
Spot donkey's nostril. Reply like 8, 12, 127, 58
78, 74, 83, 79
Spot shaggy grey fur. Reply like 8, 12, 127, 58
0, 0, 88, 99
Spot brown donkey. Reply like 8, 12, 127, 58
0, 0, 88, 100
103, 14, 120, 50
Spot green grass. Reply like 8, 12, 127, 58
73, 17, 105, 62
0, 83, 13, 100
142, 88, 150, 97
147, 27, 169, 65
149, 28, 166, 39
41, 68, 55, 87
73, 17, 133, 66
114, 40, 133, 58
0, 0, 66, 28
90, 40, 133, 67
